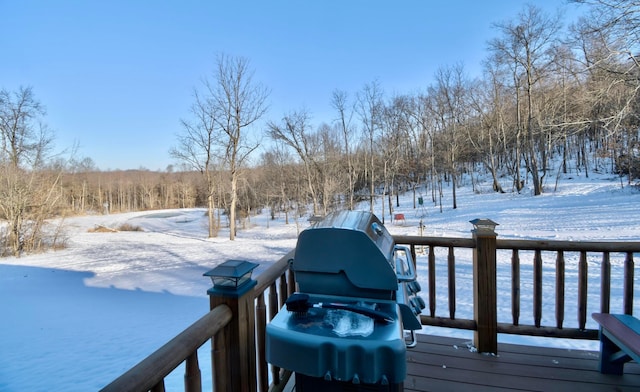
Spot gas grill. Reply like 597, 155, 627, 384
266, 210, 424, 391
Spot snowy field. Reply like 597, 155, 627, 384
1, 173, 639, 391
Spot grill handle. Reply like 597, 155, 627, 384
394, 245, 416, 282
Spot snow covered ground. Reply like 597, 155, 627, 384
1, 173, 639, 391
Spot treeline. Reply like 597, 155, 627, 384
2, 1, 640, 255
260, 1, 640, 214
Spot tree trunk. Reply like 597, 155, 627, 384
230, 172, 237, 240
452, 170, 457, 209
208, 194, 215, 238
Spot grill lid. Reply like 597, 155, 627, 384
294, 210, 397, 297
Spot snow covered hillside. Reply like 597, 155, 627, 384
1, 173, 639, 391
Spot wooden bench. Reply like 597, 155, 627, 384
592, 313, 640, 374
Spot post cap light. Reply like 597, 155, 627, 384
470, 218, 499, 234
204, 259, 258, 297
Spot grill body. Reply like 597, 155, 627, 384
267, 293, 405, 388
266, 211, 423, 391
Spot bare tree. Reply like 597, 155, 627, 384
172, 54, 268, 239
571, 0, 640, 183
489, 4, 563, 195
429, 63, 472, 209
259, 143, 296, 223
403, 95, 430, 207
268, 109, 322, 215
572, 0, 640, 69
0, 87, 53, 169
316, 122, 345, 214
331, 89, 357, 210
0, 86, 60, 255
171, 88, 222, 238
473, 60, 510, 193
407, 93, 439, 206
355, 80, 384, 213
209, 54, 269, 240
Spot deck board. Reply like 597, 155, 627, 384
281, 333, 640, 391
405, 334, 640, 391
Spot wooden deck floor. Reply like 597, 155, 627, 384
405, 333, 640, 391
282, 333, 640, 391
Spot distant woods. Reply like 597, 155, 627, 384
1, 1, 640, 254
0, 86, 61, 255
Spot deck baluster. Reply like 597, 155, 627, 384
533, 250, 542, 328
256, 293, 268, 392
151, 381, 165, 392
601, 252, 611, 314
428, 245, 436, 317
578, 251, 588, 330
184, 351, 201, 392
279, 273, 287, 309
410, 244, 418, 270
448, 246, 456, 319
268, 283, 279, 320
213, 319, 228, 391
556, 250, 565, 329
287, 265, 295, 297
268, 283, 281, 387
624, 252, 635, 315
511, 249, 520, 326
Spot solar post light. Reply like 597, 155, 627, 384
204, 259, 258, 298
470, 218, 499, 235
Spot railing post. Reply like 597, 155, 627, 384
205, 261, 259, 392
624, 252, 635, 315
470, 219, 498, 354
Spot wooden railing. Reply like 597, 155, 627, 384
101, 220, 640, 391
395, 222, 640, 353
99, 250, 295, 392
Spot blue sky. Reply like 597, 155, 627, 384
1, 1, 580, 171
